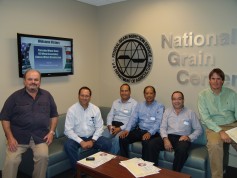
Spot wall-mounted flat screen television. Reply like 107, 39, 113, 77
17, 33, 73, 77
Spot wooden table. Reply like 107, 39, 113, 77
77, 155, 191, 178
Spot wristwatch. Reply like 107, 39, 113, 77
49, 130, 55, 135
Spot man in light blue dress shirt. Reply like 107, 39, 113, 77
147, 91, 202, 172
119, 86, 164, 160
102, 84, 137, 154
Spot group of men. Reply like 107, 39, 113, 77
0, 68, 237, 178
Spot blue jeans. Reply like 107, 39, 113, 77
102, 128, 122, 154
64, 136, 111, 172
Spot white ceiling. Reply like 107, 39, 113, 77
76, 0, 127, 6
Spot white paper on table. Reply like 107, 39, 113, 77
226, 127, 237, 143
119, 158, 161, 177
77, 151, 116, 168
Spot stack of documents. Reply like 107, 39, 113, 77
119, 158, 161, 177
77, 151, 116, 168
226, 127, 237, 143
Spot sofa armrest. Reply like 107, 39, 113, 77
99, 106, 111, 125
55, 113, 67, 139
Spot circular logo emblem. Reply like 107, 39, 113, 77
112, 34, 153, 83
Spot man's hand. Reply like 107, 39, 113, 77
142, 132, 151, 140
179, 135, 190, 142
2, 120, 18, 152
219, 130, 232, 143
108, 125, 113, 132
163, 137, 173, 152
44, 131, 55, 145
7, 136, 18, 152
119, 130, 129, 139
80, 140, 94, 149
111, 127, 121, 135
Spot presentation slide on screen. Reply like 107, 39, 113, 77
20, 36, 72, 73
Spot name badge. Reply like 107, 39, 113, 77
150, 117, 155, 121
123, 109, 129, 113
184, 121, 189, 125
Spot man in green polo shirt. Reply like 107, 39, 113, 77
198, 68, 237, 178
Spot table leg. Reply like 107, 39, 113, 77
77, 168, 82, 178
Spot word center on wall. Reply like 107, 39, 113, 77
161, 28, 237, 87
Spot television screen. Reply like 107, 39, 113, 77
17, 33, 73, 77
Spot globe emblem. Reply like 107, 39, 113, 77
115, 40, 149, 78
112, 34, 153, 83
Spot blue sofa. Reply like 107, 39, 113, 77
18, 106, 211, 178
128, 125, 211, 178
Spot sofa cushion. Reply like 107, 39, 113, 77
48, 137, 68, 165
99, 106, 111, 124
55, 113, 66, 139
185, 145, 208, 170
164, 144, 208, 170
48, 136, 99, 166
192, 125, 207, 146
129, 140, 208, 170
128, 141, 165, 160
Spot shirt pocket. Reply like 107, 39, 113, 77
222, 99, 234, 112
87, 117, 95, 127
114, 108, 119, 116
15, 102, 31, 114
179, 118, 191, 133
146, 115, 158, 125
138, 110, 148, 118
148, 109, 160, 122
37, 102, 50, 113
122, 108, 132, 116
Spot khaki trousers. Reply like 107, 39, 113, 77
2, 138, 49, 178
206, 122, 237, 178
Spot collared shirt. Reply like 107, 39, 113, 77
160, 107, 202, 142
125, 100, 164, 135
198, 87, 237, 132
64, 102, 104, 143
0, 88, 58, 144
106, 97, 137, 130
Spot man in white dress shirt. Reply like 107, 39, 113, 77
64, 86, 111, 175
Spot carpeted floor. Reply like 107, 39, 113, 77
0, 166, 237, 178
0, 169, 92, 178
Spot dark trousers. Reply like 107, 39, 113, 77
147, 134, 191, 172
119, 129, 159, 161
64, 136, 111, 173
